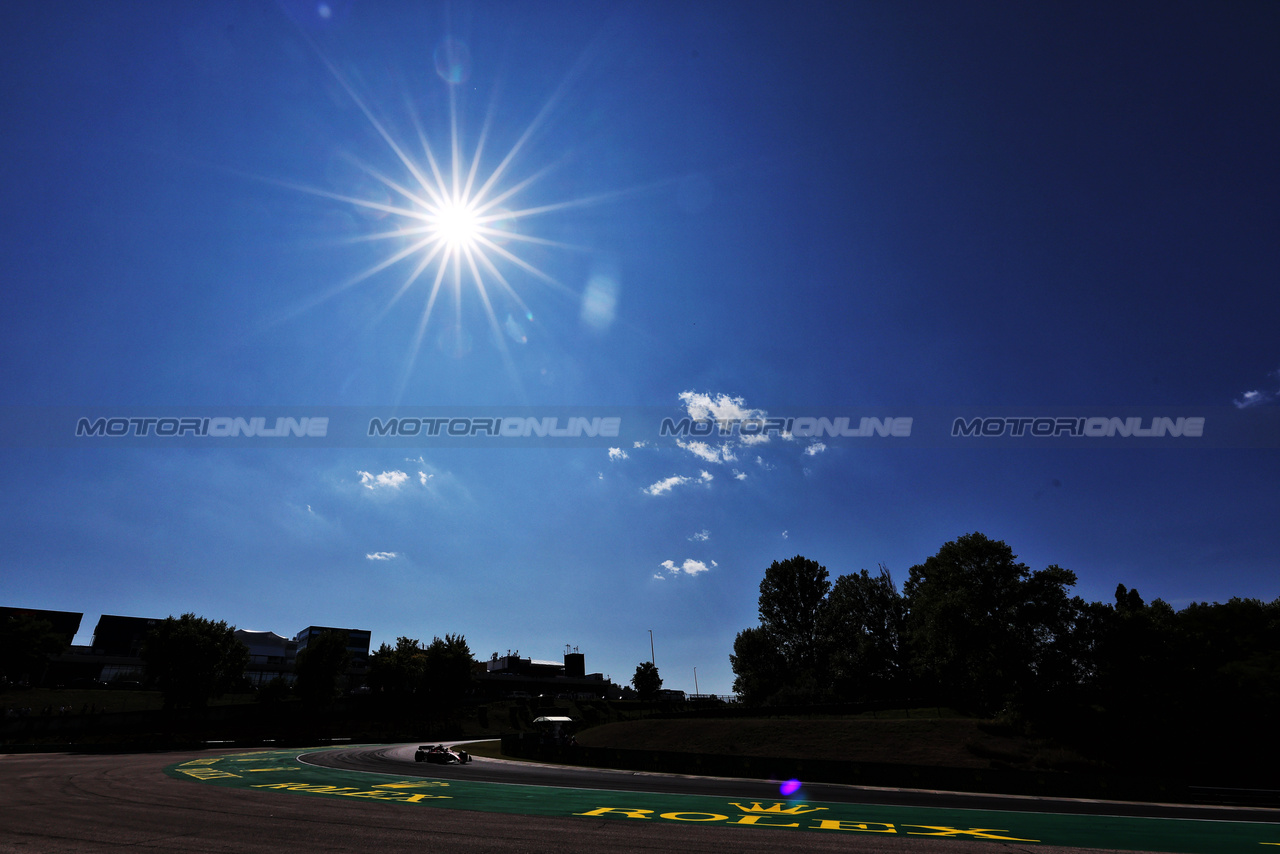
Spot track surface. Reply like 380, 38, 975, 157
2, 746, 1276, 853
305, 742, 1280, 824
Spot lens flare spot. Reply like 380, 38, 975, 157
281, 0, 350, 27
486, 208, 518, 245
779, 779, 802, 797
435, 326, 473, 359
434, 37, 472, 84
503, 313, 528, 344
580, 272, 619, 333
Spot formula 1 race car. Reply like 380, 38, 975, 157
414, 744, 472, 764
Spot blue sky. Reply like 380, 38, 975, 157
2, 2, 1277, 695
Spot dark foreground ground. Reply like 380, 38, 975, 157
1, 749, 1141, 854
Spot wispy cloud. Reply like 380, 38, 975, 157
358, 470, 409, 490
366, 551, 398, 560
677, 438, 736, 464
644, 475, 690, 496
689, 529, 710, 541
698, 470, 713, 483
608, 447, 629, 460
732, 469, 748, 480
1234, 367, 1280, 408
804, 442, 827, 456
1234, 389, 1273, 408
660, 558, 714, 576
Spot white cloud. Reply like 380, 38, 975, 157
781, 530, 789, 539
756, 456, 775, 470
644, 475, 690, 496
677, 391, 772, 450
633, 440, 649, 449
677, 439, 736, 464
1233, 367, 1280, 408
418, 471, 433, 486
698, 470, 714, 483
366, 551, 398, 560
679, 391, 767, 425
805, 442, 827, 456
661, 558, 713, 576
1234, 389, 1272, 409
608, 447, 629, 460
689, 529, 710, 541
358, 470, 410, 490
733, 469, 747, 480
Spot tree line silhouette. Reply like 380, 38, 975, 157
731, 533, 1280, 778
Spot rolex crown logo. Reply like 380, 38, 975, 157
730, 802, 828, 815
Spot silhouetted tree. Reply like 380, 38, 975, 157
141, 614, 249, 709
367, 637, 428, 695
903, 533, 1078, 713
423, 634, 473, 708
367, 634, 474, 709
632, 661, 662, 700
758, 555, 832, 677
823, 565, 905, 702
294, 630, 351, 704
0, 614, 67, 686
730, 626, 788, 704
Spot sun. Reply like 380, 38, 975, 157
279, 43, 616, 390
431, 197, 482, 251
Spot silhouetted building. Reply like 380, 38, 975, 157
81, 614, 165, 683
0, 607, 83, 645
235, 629, 298, 686
92, 614, 163, 657
294, 626, 370, 662
476, 649, 619, 700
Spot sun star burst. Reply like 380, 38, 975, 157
278, 45, 621, 395
431, 197, 482, 251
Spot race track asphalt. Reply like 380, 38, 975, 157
2, 746, 1276, 854
305, 742, 1280, 823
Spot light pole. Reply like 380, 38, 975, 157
648, 629, 654, 665
694, 667, 699, 698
